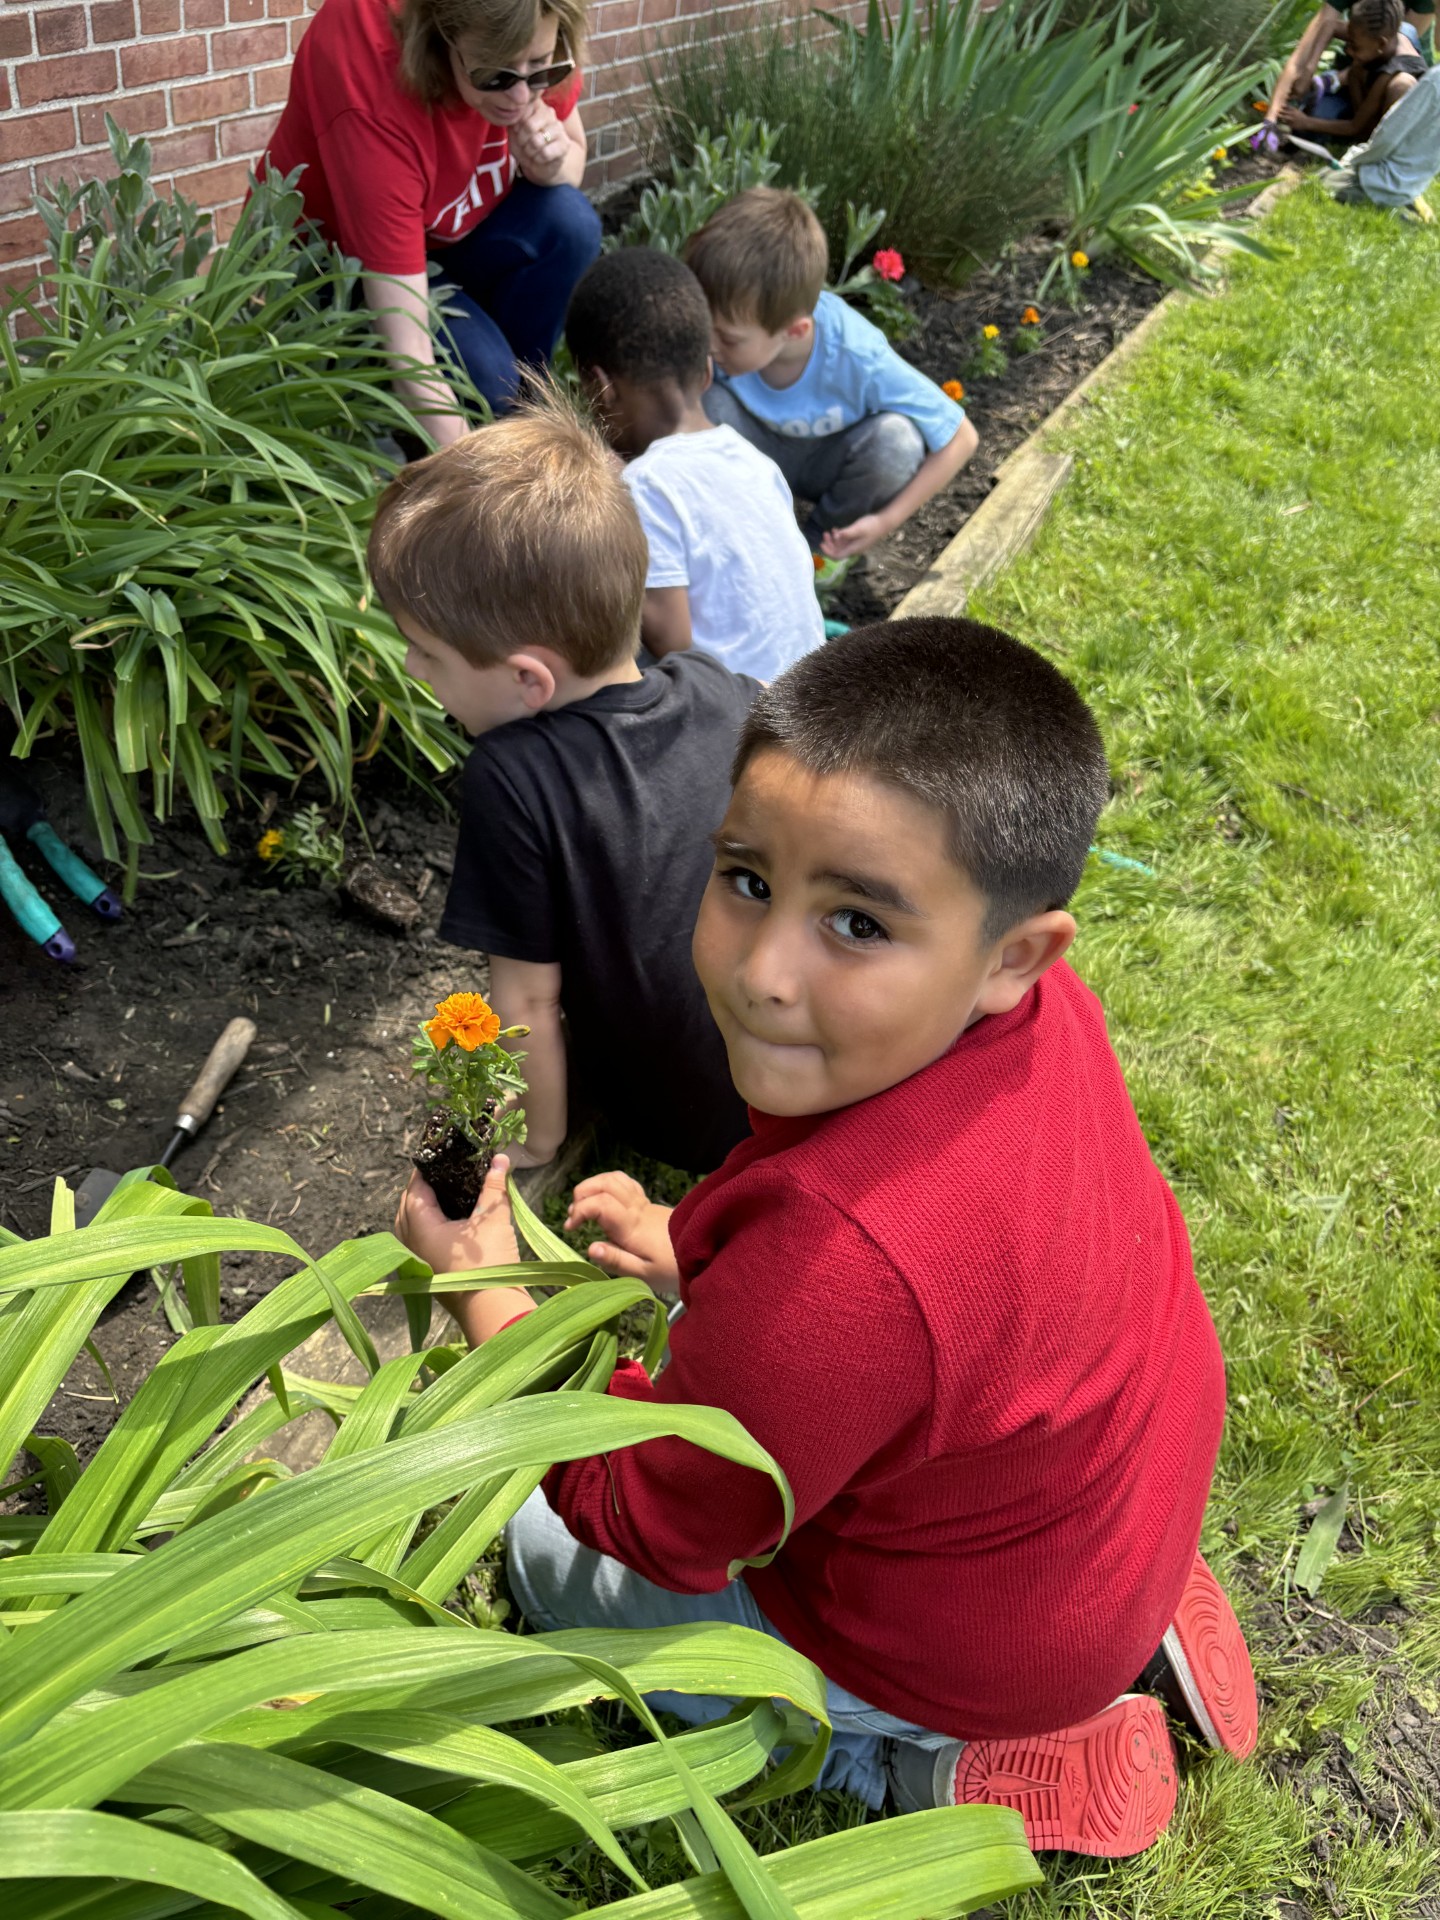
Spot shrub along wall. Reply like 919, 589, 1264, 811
0, 0, 825, 301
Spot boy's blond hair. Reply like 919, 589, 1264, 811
683, 187, 829, 332
368, 394, 647, 676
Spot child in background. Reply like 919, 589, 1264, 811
684, 188, 979, 564
368, 398, 754, 1177
565, 246, 826, 681
395, 616, 1258, 1859
1280, 0, 1427, 140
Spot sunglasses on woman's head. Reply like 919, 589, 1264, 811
463, 55, 575, 93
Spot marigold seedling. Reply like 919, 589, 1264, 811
411, 992, 530, 1217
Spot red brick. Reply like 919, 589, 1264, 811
0, 106, 76, 164
0, 168, 34, 217
35, 6, 87, 54
172, 72, 249, 121
229, 0, 265, 17
219, 108, 278, 157
120, 33, 207, 83
288, 13, 308, 47
0, 13, 32, 55
92, 0, 137, 39
170, 157, 254, 203
78, 86, 166, 142
253, 62, 290, 104
16, 49, 119, 104
35, 147, 122, 193
267, 0, 304, 16
0, 213, 48, 267
148, 124, 218, 171
212, 21, 286, 65
139, 0, 180, 27
185, 0, 225, 20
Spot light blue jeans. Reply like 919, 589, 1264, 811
506, 1488, 953, 1809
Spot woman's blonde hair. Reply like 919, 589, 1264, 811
394, 0, 587, 107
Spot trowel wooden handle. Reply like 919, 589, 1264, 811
175, 1017, 258, 1134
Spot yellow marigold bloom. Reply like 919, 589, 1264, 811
1021, 306, 1041, 326
942, 378, 965, 401
1213, 145, 1227, 161
982, 324, 1000, 340
257, 829, 284, 861
1071, 249, 1090, 269
426, 992, 501, 1052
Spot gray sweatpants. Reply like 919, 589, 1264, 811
704, 384, 926, 541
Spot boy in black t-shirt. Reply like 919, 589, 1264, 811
367, 399, 756, 1177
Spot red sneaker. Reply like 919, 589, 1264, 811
949, 1694, 1178, 1858
1158, 1552, 1259, 1758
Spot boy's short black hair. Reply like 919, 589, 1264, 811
565, 246, 712, 389
734, 617, 1110, 941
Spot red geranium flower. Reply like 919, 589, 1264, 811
872, 248, 905, 282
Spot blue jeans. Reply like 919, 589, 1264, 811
505, 1488, 953, 1810
702, 384, 925, 542
428, 179, 600, 413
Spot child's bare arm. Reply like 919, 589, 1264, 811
488, 954, 566, 1167
820, 417, 979, 560
639, 587, 693, 657
394, 1155, 535, 1347
1264, 5, 1345, 122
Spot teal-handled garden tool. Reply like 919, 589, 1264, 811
0, 761, 122, 964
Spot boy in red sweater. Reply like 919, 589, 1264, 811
395, 617, 1258, 1857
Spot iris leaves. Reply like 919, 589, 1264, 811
0, 1175, 1041, 1913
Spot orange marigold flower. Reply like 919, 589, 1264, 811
942, 378, 965, 401
257, 829, 284, 861
1021, 306, 1041, 326
813, 551, 826, 571
1070, 249, 1090, 270
426, 992, 501, 1052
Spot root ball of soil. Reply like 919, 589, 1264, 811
412, 1108, 496, 1219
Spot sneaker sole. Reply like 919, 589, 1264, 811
1162, 1553, 1259, 1758
952, 1694, 1178, 1858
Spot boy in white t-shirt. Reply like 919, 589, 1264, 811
564, 246, 826, 683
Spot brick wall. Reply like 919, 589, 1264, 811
0, 0, 823, 303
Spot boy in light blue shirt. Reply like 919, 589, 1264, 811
685, 187, 979, 562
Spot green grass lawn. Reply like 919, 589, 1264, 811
965, 182, 1440, 1916
541, 184, 1440, 1916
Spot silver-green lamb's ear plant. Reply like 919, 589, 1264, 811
0, 1176, 1043, 1917
0, 117, 476, 896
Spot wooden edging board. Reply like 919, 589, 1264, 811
890, 166, 1304, 621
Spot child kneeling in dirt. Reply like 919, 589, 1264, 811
1272, 0, 1428, 145
368, 397, 757, 1178
394, 618, 1259, 1858
684, 188, 979, 570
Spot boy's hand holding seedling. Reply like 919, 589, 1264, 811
395, 1153, 535, 1346
566, 1170, 681, 1290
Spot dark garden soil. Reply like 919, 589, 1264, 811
0, 745, 474, 1466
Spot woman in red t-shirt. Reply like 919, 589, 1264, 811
269, 0, 599, 436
